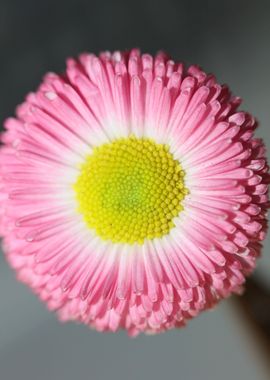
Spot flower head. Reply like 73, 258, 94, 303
0, 49, 269, 335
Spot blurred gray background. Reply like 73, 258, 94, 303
0, 0, 270, 379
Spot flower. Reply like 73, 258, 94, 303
0, 49, 269, 336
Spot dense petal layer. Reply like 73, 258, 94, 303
0, 49, 269, 335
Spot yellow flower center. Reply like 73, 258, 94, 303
74, 136, 188, 244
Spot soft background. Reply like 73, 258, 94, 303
0, 0, 270, 379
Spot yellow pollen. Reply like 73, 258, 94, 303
74, 136, 188, 244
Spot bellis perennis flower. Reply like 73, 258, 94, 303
0, 49, 269, 336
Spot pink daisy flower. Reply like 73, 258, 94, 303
0, 49, 269, 336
